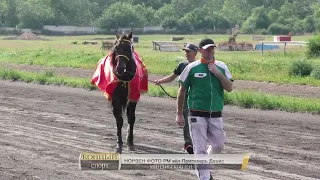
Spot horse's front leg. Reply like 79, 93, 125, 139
126, 101, 137, 151
112, 102, 123, 154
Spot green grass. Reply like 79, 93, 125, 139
0, 34, 319, 86
0, 47, 104, 69
148, 84, 320, 114
0, 67, 318, 114
0, 66, 94, 89
224, 90, 320, 114
140, 50, 320, 86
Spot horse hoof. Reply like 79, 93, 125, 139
115, 147, 122, 154
127, 145, 136, 151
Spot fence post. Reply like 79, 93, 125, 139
284, 42, 287, 55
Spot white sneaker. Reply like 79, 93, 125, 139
207, 144, 225, 154
208, 131, 226, 154
207, 145, 213, 154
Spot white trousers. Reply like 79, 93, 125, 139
188, 116, 226, 180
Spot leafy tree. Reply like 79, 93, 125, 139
170, 0, 202, 18
312, 3, 320, 32
263, 0, 286, 10
3, 0, 19, 27
314, 4, 320, 18
201, 0, 225, 12
161, 17, 179, 30
302, 16, 316, 33
241, 6, 270, 33
0, 0, 319, 34
267, 23, 291, 34
279, 0, 317, 20
17, 0, 54, 29
154, 4, 177, 25
268, 9, 279, 22
95, 2, 146, 29
180, 6, 231, 31
221, 0, 253, 25
134, 4, 158, 25
292, 20, 305, 33
0, 0, 8, 26
177, 18, 193, 34
43, 0, 96, 25
132, 0, 163, 10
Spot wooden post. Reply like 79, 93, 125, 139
284, 42, 287, 55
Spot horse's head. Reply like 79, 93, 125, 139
112, 31, 133, 76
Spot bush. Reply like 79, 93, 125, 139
306, 34, 320, 58
176, 19, 193, 34
288, 60, 313, 77
260, 29, 268, 35
311, 67, 320, 79
267, 23, 291, 35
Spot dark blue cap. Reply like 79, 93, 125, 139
183, 43, 198, 51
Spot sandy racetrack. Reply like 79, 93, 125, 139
0, 80, 319, 180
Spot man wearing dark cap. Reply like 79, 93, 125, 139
155, 43, 198, 154
176, 38, 233, 180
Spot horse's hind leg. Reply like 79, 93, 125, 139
126, 101, 137, 151
112, 102, 124, 154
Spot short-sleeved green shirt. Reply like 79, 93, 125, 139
177, 60, 233, 112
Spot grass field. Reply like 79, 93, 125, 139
0, 34, 319, 86
0, 66, 319, 114
0, 32, 319, 113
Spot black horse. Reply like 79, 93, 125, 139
111, 31, 138, 154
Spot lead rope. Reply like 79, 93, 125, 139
125, 71, 177, 99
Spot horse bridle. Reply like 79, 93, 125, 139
114, 39, 132, 62
113, 38, 178, 99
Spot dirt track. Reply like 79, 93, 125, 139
1, 80, 320, 180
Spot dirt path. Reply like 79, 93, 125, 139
0, 80, 319, 180
1, 62, 319, 99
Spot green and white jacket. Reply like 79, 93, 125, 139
178, 60, 233, 112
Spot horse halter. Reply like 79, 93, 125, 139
114, 39, 132, 62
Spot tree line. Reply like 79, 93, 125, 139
0, 0, 319, 34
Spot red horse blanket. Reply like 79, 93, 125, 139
91, 51, 148, 102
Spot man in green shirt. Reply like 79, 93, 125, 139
155, 43, 198, 154
176, 38, 233, 180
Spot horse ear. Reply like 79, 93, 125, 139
115, 30, 120, 39
128, 31, 132, 40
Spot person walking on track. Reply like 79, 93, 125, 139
176, 38, 233, 180
154, 43, 198, 154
